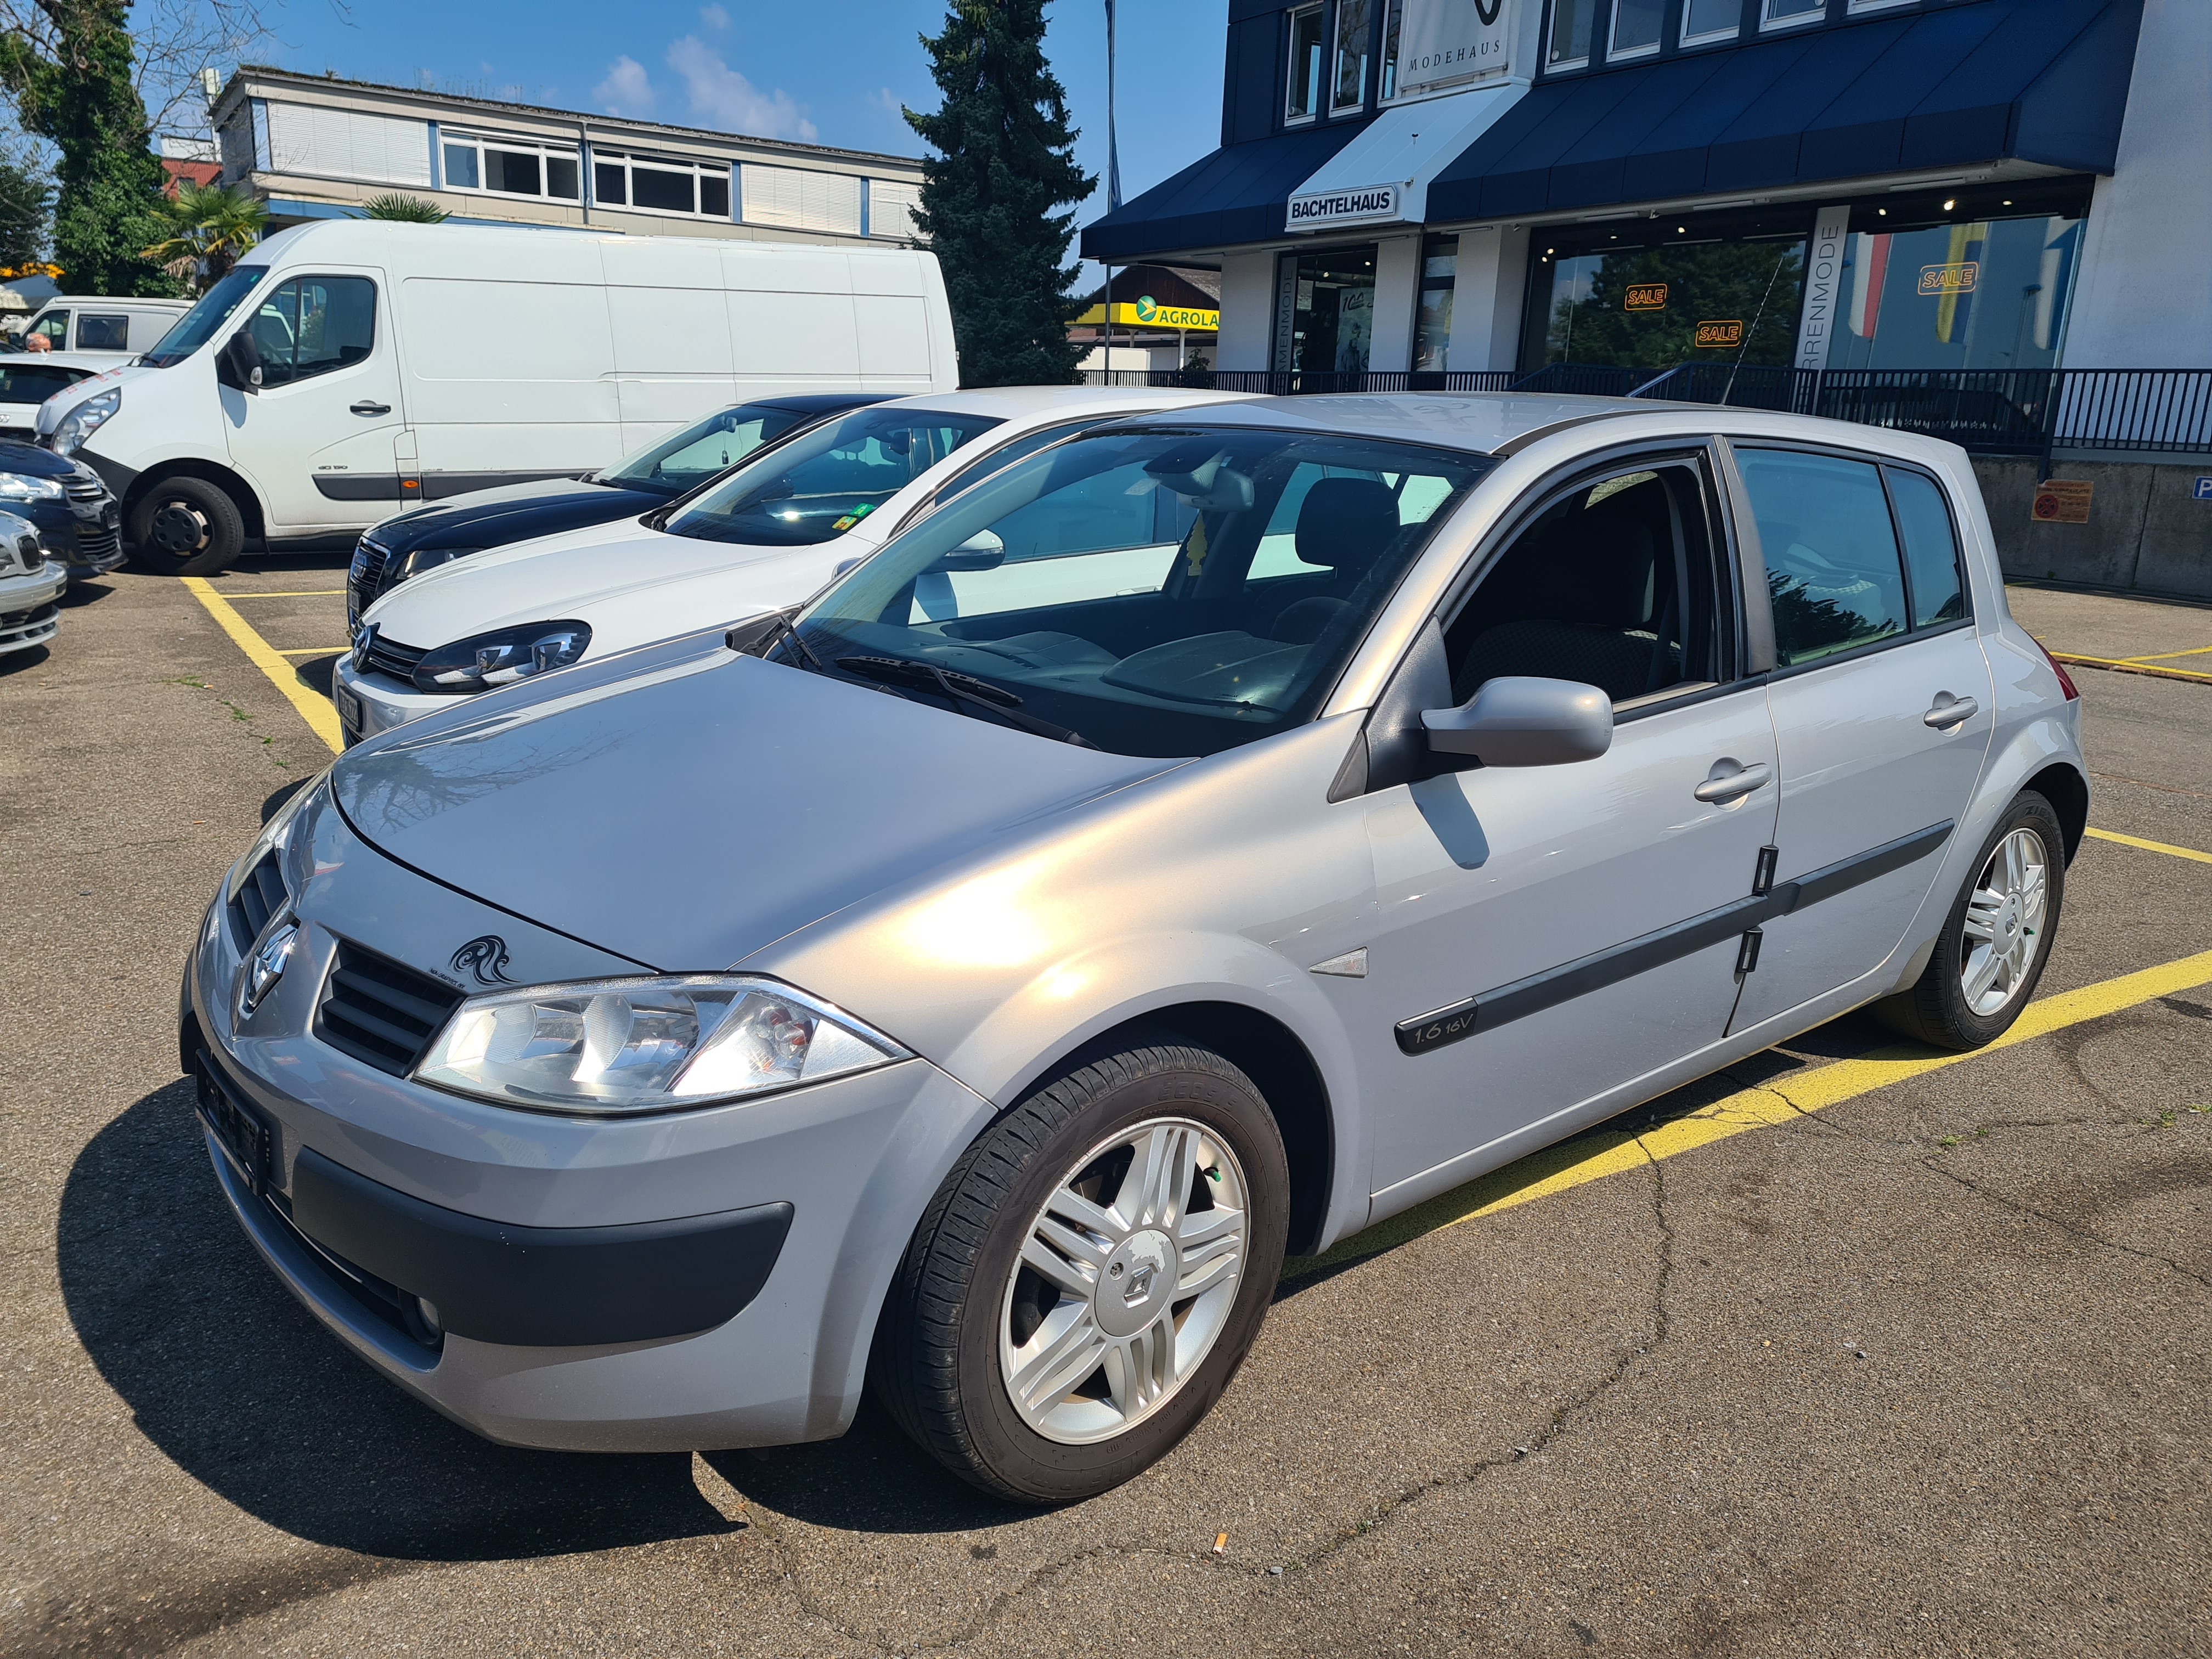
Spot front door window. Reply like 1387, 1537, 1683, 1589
1275, 245, 1378, 375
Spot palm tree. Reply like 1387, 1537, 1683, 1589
142, 183, 268, 291
361, 194, 448, 223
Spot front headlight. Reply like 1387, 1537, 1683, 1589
397, 545, 477, 582
411, 620, 591, 693
224, 772, 326, 902
51, 386, 119, 456
0, 471, 64, 501
413, 975, 910, 1114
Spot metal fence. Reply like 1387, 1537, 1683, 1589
1076, 364, 2212, 461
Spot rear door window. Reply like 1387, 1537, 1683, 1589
1884, 467, 1967, 629
1734, 449, 1908, 667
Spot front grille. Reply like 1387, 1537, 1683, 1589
74, 521, 121, 562
226, 847, 289, 952
314, 938, 462, 1076
347, 536, 392, 626
64, 474, 104, 503
359, 629, 426, 685
256, 1186, 442, 1355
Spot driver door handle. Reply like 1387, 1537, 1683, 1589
349, 400, 391, 416
1694, 760, 1770, 804
1924, 695, 1979, 729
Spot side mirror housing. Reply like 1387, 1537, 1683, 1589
217, 332, 263, 393
1423, 676, 1612, 766
929, 528, 1005, 573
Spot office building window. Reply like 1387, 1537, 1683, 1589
1762, 0, 1824, 25
1680, 0, 1741, 44
739, 163, 862, 235
592, 150, 735, 219
1412, 234, 1458, 374
869, 178, 924, 239
1548, 0, 1598, 68
1379, 0, 1404, 100
1286, 4, 1325, 121
1610, 0, 1663, 57
440, 132, 581, 202
1333, 0, 1374, 114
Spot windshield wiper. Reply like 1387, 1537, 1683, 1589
834, 655, 1097, 749
725, 608, 826, 673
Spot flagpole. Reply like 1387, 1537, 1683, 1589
1103, 0, 1121, 387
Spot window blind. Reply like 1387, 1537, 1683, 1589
740, 164, 862, 235
868, 179, 923, 240
265, 103, 433, 187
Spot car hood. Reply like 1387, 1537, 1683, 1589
362, 518, 872, 654
331, 641, 1178, 970
371, 478, 653, 548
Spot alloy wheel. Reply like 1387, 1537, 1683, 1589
997, 1116, 1249, 1446
1960, 826, 2049, 1017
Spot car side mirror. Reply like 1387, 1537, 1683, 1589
1423, 676, 1612, 766
929, 528, 1005, 573
217, 332, 262, 393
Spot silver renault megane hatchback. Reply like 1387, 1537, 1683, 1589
184, 393, 2085, 1502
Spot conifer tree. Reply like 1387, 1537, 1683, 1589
0, 0, 180, 296
905, 1, 1093, 387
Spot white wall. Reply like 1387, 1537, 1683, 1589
1445, 224, 1530, 371
1368, 234, 1423, 372
1216, 249, 1277, 371
2058, 0, 2212, 369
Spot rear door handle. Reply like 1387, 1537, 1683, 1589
349, 400, 392, 416
1694, 759, 1770, 804
1923, 694, 1979, 729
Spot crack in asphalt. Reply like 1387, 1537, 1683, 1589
1914, 1155, 2212, 1293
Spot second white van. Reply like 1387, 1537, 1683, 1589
36, 219, 958, 574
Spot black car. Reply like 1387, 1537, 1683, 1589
347, 391, 887, 627
0, 436, 123, 579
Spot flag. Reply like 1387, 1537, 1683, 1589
1847, 232, 1888, 339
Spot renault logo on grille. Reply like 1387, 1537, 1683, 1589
239, 913, 298, 1017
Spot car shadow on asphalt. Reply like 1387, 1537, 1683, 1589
58, 579, 113, 608
60, 1077, 1019, 1555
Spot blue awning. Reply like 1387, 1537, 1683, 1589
1426, 0, 2143, 223
1081, 121, 1369, 264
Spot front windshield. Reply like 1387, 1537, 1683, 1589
0, 363, 88, 404
786, 426, 1493, 759
661, 404, 1002, 547
143, 266, 267, 367
596, 402, 815, 496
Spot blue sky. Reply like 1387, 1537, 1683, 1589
252, 0, 1224, 251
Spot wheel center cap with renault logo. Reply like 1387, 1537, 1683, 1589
1097, 1229, 1177, 1336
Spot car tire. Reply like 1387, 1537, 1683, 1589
1874, 791, 2067, 1051
873, 1042, 1290, 1504
128, 477, 246, 576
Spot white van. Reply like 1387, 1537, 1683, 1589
12, 296, 191, 358
35, 219, 958, 574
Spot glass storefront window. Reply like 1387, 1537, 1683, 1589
1277, 245, 1378, 374
1413, 234, 1458, 374
1525, 238, 1807, 371
1334, 0, 1374, 114
1827, 213, 2083, 373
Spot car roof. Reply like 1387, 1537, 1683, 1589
753, 391, 889, 416
877, 385, 1259, 421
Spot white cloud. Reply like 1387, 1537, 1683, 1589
699, 3, 731, 27
664, 37, 817, 142
594, 55, 657, 118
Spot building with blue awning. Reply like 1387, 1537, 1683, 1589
1081, 0, 2206, 380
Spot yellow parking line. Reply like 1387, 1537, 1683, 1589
214, 589, 347, 599
181, 577, 343, 754
1285, 946, 2212, 1279
2085, 826, 2212, 866
2121, 643, 2212, 664
2049, 650, 2212, 686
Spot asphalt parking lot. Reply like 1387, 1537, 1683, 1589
4, 557, 2209, 1657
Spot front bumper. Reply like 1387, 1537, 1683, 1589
331, 653, 461, 746
0, 558, 65, 653
5, 484, 124, 577
184, 800, 996, 1451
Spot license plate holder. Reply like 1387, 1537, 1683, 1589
332, 682, 363, 744
195, 1057, 273, 1195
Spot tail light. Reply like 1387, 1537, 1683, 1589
2036, 639, 2080, 702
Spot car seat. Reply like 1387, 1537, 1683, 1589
1267, 477, 1402, 643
